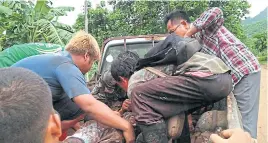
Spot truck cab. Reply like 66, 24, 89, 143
97, 34, 166, 77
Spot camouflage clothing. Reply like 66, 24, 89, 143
63, 112, 136, 143
93, 86, 126, 111
128, 52, 233, 125
63, 120, 123, 143
76, 71, 138, 142
92, 70, 127, 111
174, 52, 230, 75
128, 65, 174, 98
128, 52, 231, 98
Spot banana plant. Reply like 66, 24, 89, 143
0, 0, 75, 49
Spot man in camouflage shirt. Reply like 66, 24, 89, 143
91, 70, 128, 112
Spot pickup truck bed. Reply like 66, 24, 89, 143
85, 35, 243, 143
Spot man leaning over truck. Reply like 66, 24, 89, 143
165, 8, 261, 138
12, 31, 135, 143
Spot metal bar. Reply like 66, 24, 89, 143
227, 92, 243, 129
124, 38, 126, 50
84, 0, 88, 33
208, 92, 243, 143
101, 34, 167, 52
152, 36, 155, 47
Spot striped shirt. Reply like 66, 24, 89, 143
192, 7, 260, 85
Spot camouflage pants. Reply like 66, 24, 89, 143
63, 112, 136, 143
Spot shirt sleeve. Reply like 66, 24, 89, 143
127, 70, 145, 99
55, 63, 91, 99
193, 7, 224, 37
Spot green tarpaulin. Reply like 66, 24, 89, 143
0, 43, 64, 68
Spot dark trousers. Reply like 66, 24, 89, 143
53, 93, 84, 121
131, 72, 233, 125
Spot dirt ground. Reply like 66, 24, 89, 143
257, 64, 267, 143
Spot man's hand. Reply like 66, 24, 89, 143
118, 99, 131, 115
210, 128, 253, 143
113, 111, 121, 116
61, 114, 85, 132
74, 94, 135, 142
184, 24, 198, 38
122, 123, 135, 143
122, 99, 131, 112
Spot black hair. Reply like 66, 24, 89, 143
110, 51, 139, 82
0, 67, 52, 143
164, 10, 191, 25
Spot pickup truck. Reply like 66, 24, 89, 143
89, 34, 243, 142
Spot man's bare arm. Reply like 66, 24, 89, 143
73, 94, 135, 143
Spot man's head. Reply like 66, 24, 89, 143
66, 30, 101, 74
0, 68, 61, 143
164, 10, 191, 37
110, 51, 139, 91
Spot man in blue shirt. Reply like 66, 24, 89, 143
12, 31, 135, 143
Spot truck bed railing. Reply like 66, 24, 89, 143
227, 92, 244, 129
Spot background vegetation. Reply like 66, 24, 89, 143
0, 0, 75, 50
0, 0, 267, 76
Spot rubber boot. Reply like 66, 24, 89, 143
138, 122, 168, 143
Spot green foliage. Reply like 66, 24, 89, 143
85, 62, 98, 82
72, 0, 258, 77
258, 56, 267, 62
253, 31, 267, 52
0, 0, 75, 49
211, 0, 250, 40
243, 20, 267, 37
88, 62, 98, 80
0, 4, 12, 15
242, 7, 267, 58
73, 0, 250, 47
244, 30, 267, 60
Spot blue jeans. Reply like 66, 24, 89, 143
233, 71, 261, 138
